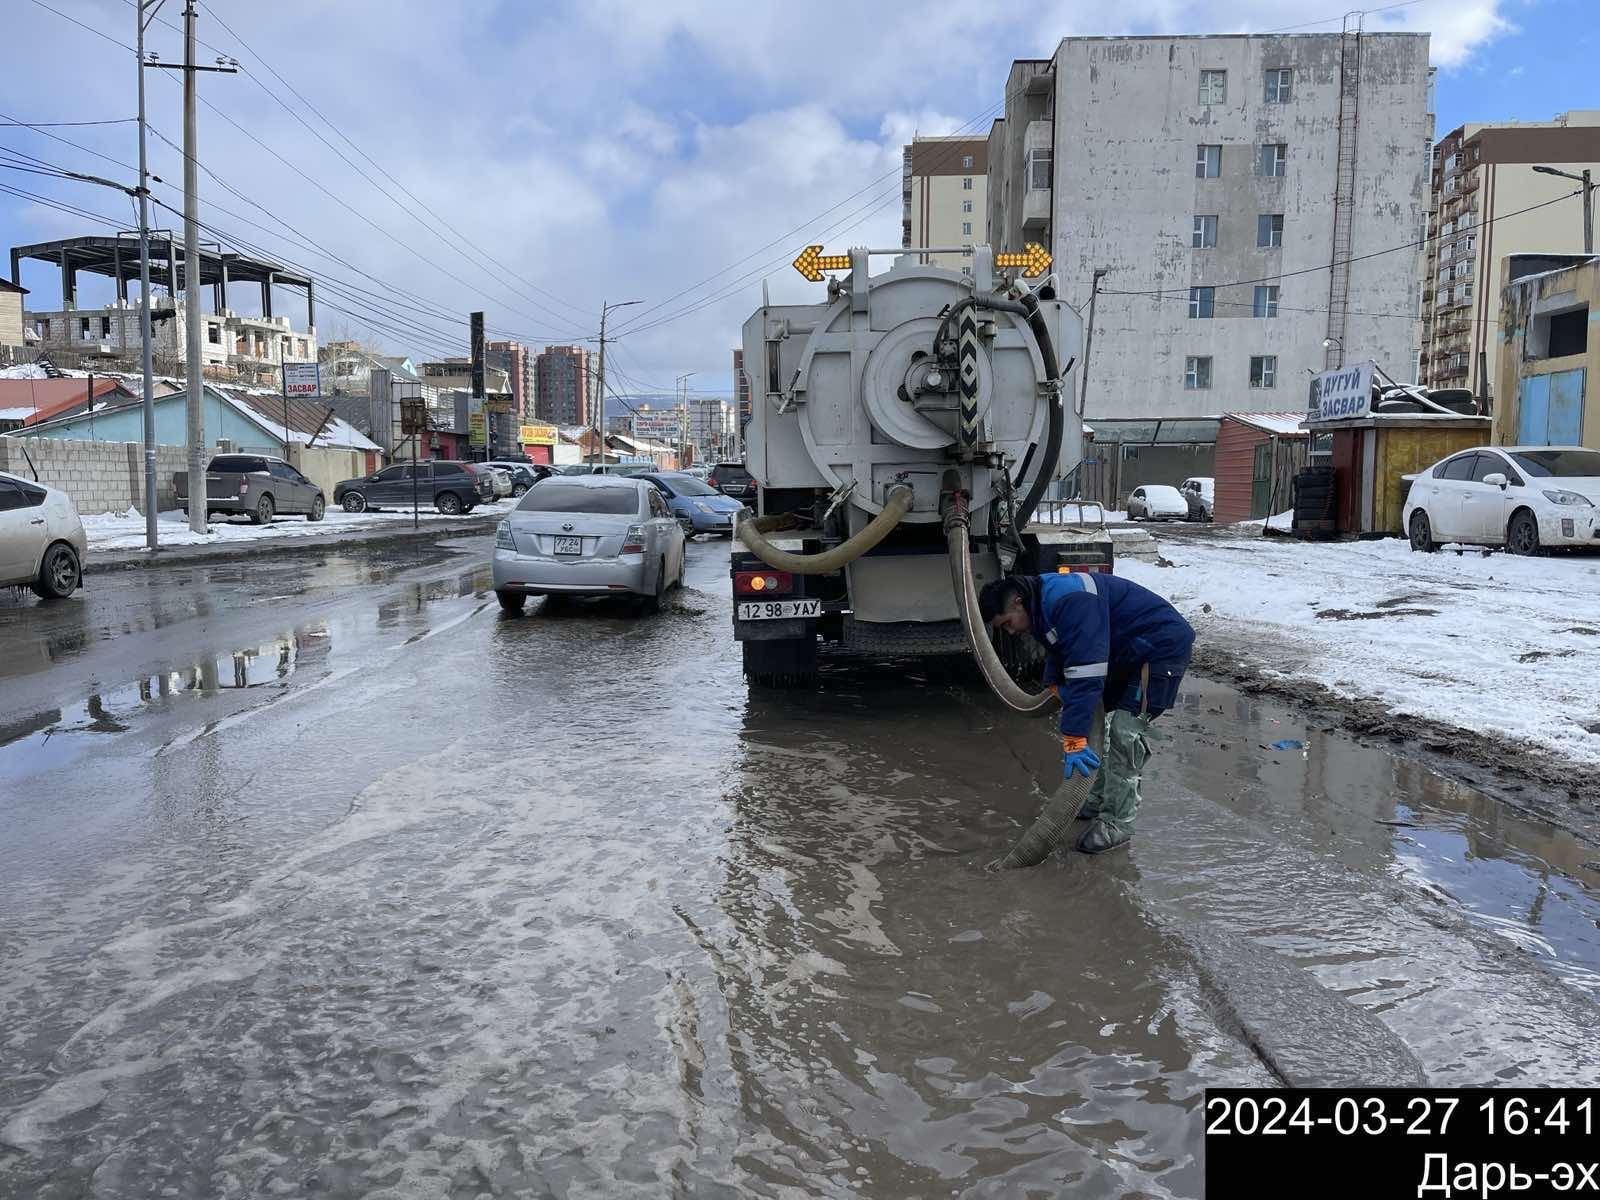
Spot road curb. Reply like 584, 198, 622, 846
85, 513, 500, 574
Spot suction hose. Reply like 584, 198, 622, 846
736, 482, 914, 575
942, 472, 1106, 868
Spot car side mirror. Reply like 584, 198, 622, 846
1483, 472, 1507, 489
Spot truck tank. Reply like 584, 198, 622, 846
731, 245, 1105, 688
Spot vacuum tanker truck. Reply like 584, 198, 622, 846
732, 244, 1111, 691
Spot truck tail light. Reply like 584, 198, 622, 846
622, 524, 646, 553
734, 570, 792, 595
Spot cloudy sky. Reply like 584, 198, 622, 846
0, 0, 1577, 398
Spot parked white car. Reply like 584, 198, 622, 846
477, 465, 514, 498
1403, 445, 1600, 555
0, 470, 88, 599
1127, 484, 1189, 521
1179, 476, 1215, 522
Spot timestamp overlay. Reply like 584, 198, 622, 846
1206, 1090, 1600, 1197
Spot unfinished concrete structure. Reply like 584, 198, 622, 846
9, 233, 316, 383
989, 31, 1433, 427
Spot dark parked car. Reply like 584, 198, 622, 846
707, 461, 755, 501
174, 454, 325, 524
333, 460, 491, 515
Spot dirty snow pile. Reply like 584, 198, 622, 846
83, 502, 510, 552
1120, 534, 1600, 765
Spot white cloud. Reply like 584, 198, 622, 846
0, 0, 1516, 390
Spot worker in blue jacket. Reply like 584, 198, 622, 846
980, 571, 1195, 854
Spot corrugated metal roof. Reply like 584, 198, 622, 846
0, 378, 131, 426
1226, 411, 1307, 436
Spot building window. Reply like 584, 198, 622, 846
1185, 356, 1213, 390
1253, 285, 1279, 317
1195, 144, 1221, 179
1257, 213, 1284, 247
962, 199, 973, 213
1188, 287, 1215, 318
961, 154, 973, 169
962, 221, 972, 236
207, 323, 221, 345
1026, 147, 1052, 191
962, 176, 972, 190
1264, 68, 1292, 103
1249, 355, 1278, 388
1192, 215, 1218, 248
80, 317, 91, 338
1257, 143, 1287, 177
1199, 69, 1227, 104
100, 316, 111, 336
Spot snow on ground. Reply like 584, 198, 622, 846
1120, 532, 1600, 766
84, 499, 512, 553
0, 363, 51, 380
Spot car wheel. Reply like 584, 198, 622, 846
31, 542, 81, 600
436, 491, 463, 516
306, 494, 326, 522
1408, 509, 1437, 553
343, 491, 367, 513
512, 483, 528, 498
640, 559, 666, 614
496, 589, 526, 614
1507, 509, 1541, 556
252, 494, 275, 525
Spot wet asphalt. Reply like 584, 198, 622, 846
1, 535, 1598, 1198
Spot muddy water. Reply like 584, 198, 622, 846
1, 540, 1597, 1198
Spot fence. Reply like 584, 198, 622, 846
0, 437, 188, 514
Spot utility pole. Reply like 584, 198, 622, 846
591, 299, 641, 466
152, 1, 236, 533
1532, 165, 1595, 256
135, 1, 161, 551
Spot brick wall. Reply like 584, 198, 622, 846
0, 437, 188, 514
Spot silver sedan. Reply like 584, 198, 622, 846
491, 475, 685, 614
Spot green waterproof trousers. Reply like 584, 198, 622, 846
1080, 708, 1152, 836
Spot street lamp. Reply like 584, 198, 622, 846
1531, 165, 1594, 255
1322, 335, 1343, 369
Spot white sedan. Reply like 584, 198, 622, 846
1403, 445, 1600, 554
1127, 484, 1189, 521
0, 469, 87, 599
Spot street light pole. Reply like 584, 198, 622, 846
1532, 165, 1595, 256
676, 371, 696, 466
135, 1, 161, 551
1322, 335, 1344, 369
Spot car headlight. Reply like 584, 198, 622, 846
1542, 489, 1594, 507
693, 501, 716, 513
495, 521, 516, 549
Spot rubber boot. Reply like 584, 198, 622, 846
1077, 709, 1150, 855
1077, 710, 1111, 822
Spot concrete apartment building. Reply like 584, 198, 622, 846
535, 344, 590, 426
1421, 111, 1600, 398
486, 339, 535, 418
902, 135, 989, 270
1, 276, 26, 350
989, 32, 1433, 430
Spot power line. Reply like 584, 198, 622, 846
25, 0, 134, 52
1, 118, 138, 127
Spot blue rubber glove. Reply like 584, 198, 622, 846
1062, 742, 1101, 779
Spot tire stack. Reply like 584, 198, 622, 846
1291, 466, 1338, 539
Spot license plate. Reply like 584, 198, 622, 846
738, 599, 821, 620
553, 536, 582, 556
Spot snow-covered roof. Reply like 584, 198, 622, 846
1228, 411, 1308, 436
0, 363, 51, 379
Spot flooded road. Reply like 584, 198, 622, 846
2, 537, 1597, 1197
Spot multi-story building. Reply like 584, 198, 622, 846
1421, 111, 1600, 398
535, 344, 590, 426
9, 233, 317, 384
989, 33, 1433, 427
732, 347, 751, 438
485, 339, 535, 419
0, 276, 26, 350
901, 135, 988, 271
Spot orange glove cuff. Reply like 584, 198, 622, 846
1062, 735, 1088, 753
1049, 684, 1060, 698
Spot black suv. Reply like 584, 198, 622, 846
708, 462, 755, 501
333, 461, 491, 515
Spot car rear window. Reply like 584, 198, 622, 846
434, 462, 468, 475
209, 456, 266, 472
715, 465, 752, 481
1509, 449, 1600, 478
516, 483, 639, 514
